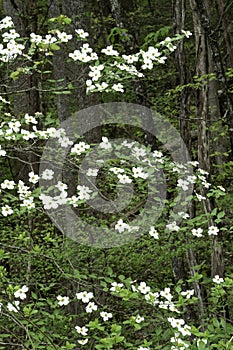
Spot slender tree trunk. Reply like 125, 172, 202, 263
3, 0, 41, 181
215, 0, 233, 158
173, 0, 205, 326
189, 0, 225, 280
3, 0, 40, 116
215, 0, 233, 68
109, 0, 124, 28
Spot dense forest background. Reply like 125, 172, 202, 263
0, 0, 233, 349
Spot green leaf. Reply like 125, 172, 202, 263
50, 43, 61, 51
9, 71, 20, 80
217, 211, 225, 219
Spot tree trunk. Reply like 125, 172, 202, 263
173, 0, 205, 326
109, 0, 124, 28
215, 0, 233, 68
189, 0, 225, 280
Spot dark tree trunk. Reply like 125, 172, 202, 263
189, 0, 225, 281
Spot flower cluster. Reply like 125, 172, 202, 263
5, 285, 29, 313
0, 17, 24, 62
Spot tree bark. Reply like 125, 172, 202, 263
215, 0, 233, 68
109, 0, 124, 28
189, 0, 225, 280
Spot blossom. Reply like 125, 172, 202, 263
75, 326, 88, 336
0, 95, 9, 104
21, 197, 35, 209
171, 335, 189, 348
195, 192, 206, 201
2, 29, 20, 42
77, 185, 92, 200
101, 45, 119, 56
0, 16, 14, 30
134, 315, 145, 323
181, 289, 194, 299
213, 275, 224, 284
69, 43, 98, 62
191, 227, 203, 237
8, 120, 21, 132
1, 205, 13, 217
55, 181, 68, 192
28, 171, 40, 184
95, 82, 109, 92
177, 179, 189, 191
77, 339, 88, 345
30, 33, 43, 44
0, 41, 25, 62
122, 54, 139, 63
110, 282, 123, 292
138, 282, 150, 294
115, 219, 130, 233
138, 347, 150, 350
166, 221, 180, 232
81, 43, 93, 53
117, 174, 132, 184
86, 79, 95, 92
99, 136, 112, 149
56, 30, 72, 42
187, 175, 197, 183
69, 47, 96, 62
181, 30, 192, 38
145, 291, 160, 305
208, 226, 219, 236
68, 195, 79, 207
109, 167, 124, 174
5, 128, 16, 140
7, 301, 20, 312
46, 127, 65, 138
0, 145, 5, 156
87, 168, 99, 176
76, 291, 94, 303
71, 141, 90, 155
132, 167, 148, 179
198, 168, 209, 175
89, 64, 104, 72
54, 191, 68, 205
141, 59, 153, 70
112, 83, 124, 92
86, 301, 97, 313
41, 169, 54, 180
43, 34, 56, 44
39, 194, 58, 210
149, 226, 159, 239
24, 113, 38, 124
158, 300, 170, 310
100, 311, 113, 321
58, 136, 73, 147
18, 180, 31, 198
75, 29, 89, 39
217, 185, 225, 192
122, 140, 136, 148
57, 295, 69, 306
14, 285, 28, 300
132, 146, 147, 158
160, 287, 173, 301
21, 129, 35, 140
178, 212, 190, 219
179, 324, 191, 337
89, 69, 101, 81
168, 317, 185, 328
